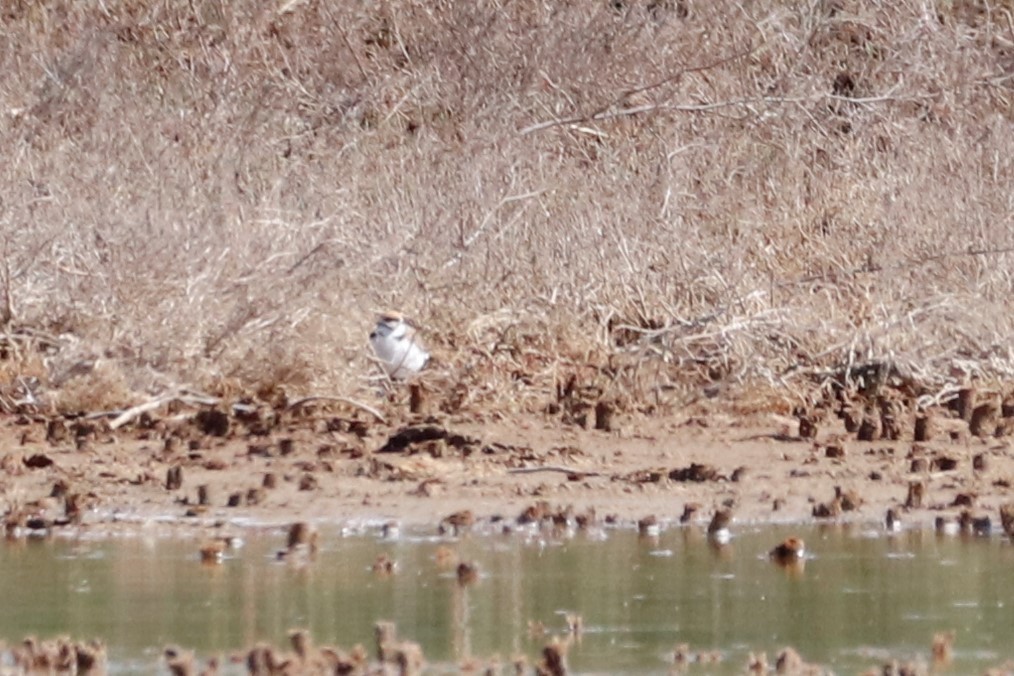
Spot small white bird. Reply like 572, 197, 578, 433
369, 311, 430, 379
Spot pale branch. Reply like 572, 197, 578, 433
107, 396, 176, 430
507, 466, 603, 477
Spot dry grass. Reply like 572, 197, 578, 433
1, 0, 1012, 415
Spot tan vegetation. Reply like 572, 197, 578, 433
1, 0, 1012, 416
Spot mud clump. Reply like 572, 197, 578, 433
930, 455, 958, 472
824, 443, 845, 459
23, 453, 54, 469
194, 408, 230, 437
377, 424, 482, 456
669, 463, 721, 482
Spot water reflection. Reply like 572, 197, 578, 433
0, 525, 1012, 673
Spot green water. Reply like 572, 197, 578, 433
1, 524, 1013, 673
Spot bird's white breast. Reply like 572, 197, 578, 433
370, 318, 429, 378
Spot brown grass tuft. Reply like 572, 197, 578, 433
50, 360, 132, 414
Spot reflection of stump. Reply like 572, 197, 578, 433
287, 522, 318, 552
932, 631, 954, 667
289, 629, 312, 660
748, 652, 768, 673
375, 621, 397, 662
775, 647, 805, 674
395, 642, 424, 676
456, 561, 479, 586
74, 641, 106, 673
539, 638, 568, 676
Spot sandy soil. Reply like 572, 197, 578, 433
1, 399, 1010, 541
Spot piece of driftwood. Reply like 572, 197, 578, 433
87, 389, 386, 430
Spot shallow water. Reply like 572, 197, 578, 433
1, 523, 1013, 673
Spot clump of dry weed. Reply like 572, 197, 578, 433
49, 359, 133, 414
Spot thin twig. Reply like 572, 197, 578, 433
335, 19, 369, 82
443, 189, 545, 269
520, 45, 758, 135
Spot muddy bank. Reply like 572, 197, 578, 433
1, 392, 1012, 539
